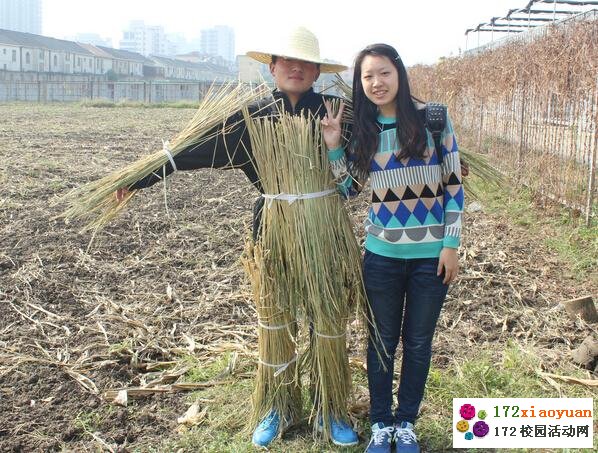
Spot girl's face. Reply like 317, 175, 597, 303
360, 55, 399, 117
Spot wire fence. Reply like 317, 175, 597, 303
465, 9, 597, 55
410, 17, 597, 225
0, 80, 225, 103
451, 85, 597, 222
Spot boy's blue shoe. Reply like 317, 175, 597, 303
366, 422, 394, 452
317, 416, 359, 446
252, 410, 283, 448
394, 421, 419, 453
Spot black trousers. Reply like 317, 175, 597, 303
252, 196, 265, 241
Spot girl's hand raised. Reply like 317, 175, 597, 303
321, 100, 345, 150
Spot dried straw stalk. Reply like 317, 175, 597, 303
409, 20, 597, 104
61, 82, 268, 231
242, 241, 302, 434
243, 109, 366, 438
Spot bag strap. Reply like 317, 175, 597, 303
419, 103, 470, 176
419, 102, 447, 165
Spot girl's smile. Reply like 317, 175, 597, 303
360, 54, 399, 117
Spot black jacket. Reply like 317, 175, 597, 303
131, 87, 339, 237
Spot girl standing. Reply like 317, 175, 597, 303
322, 43, 463, 453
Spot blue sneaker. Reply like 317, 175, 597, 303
366, 422, 394, 452
329, 417, 359, 446
252, 411, 286, 448
394, 421, 419, 453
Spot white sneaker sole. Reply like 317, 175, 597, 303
331, 438, 359, 447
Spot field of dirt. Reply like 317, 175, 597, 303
1, 103, 595, 452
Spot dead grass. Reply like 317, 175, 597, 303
0, 103, 596, 452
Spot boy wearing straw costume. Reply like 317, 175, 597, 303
116, 27, 359, 448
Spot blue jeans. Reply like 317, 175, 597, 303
364, 250, 448, 426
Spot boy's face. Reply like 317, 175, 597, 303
270, 57, 320, 99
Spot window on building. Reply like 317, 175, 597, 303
77, 57, 81, 66
89, 59, 92, 68
53, 55, 58, 67
12, 50, 16, 62
25, 52, 30, 64
3, 49, 6, 55
39, 51, 44, 59
65, 54, 70, 61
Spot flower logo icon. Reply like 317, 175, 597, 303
460, 403, 476, 420
473, 420, 490, 438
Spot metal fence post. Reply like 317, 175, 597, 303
477, 100, 485, 151
585, 84, 598, 226
518, 85, 527, 169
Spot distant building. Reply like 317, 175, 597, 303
0, 0, 42, 35
0, 28, 95, 74
78, 43, 150, 77
237, 54, 270, 83
0, 28, 232, 81
120, 21, 170, 57
148, 54, 235, 81
176, 51, 229, 68
166, 32, 187, 56
200, 25, 235, 63
72, 33, 112, 48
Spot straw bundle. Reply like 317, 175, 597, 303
242, 241, 302, 433
61, 82, 268, 231
243, 108, 366, 437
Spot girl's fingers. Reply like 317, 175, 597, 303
443, 266, 459, 284
336, 101, 345, 121
324, 100, 344, 126
324, 100, 333, 118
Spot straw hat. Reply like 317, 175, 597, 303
246, 26, 347, 73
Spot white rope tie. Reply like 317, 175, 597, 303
257, 320, 291, 331
162, 139, 177, 172
258, 354, 298, 377
262, 188, 336, 208
314, 330, 346, 339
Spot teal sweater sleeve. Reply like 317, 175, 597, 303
327, 146, 359, 198
440, 115, 463, 248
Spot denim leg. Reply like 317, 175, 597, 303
364, 251, 407, 426
395, 258, 448, 424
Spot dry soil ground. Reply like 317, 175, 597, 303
0, 103, 595, 452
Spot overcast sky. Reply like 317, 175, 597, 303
43, 0, 524, 66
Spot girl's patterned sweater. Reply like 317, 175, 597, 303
328, 113, 463, 259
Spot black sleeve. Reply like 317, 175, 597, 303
130, 110, 253, 190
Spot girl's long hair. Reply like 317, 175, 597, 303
351, 43, 426, 178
